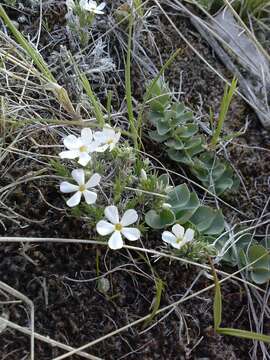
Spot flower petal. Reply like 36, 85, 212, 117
78, 152, 91, 167
85, 173, 101, 188
79, 0, 88, 8
108, 231, 123, 250
81, 128, 93, 145
83, 190, 97, 204
104, 205, 119, 224
59, 150, 79, 159
172, 224, 185, 238
66, 0, 75, 10
162, 231, 177, 245
88, 140, 100, 152
71, 169, 85, 185
60, 181, 79, 193
103, 127, 114, 137
114, 131, 121, 143
120, 209, 138, 226
121, 227, 140, 241
183, 228, 195, 243
96, 220, 114, 235
66, 191, 82, 207
95, 144, 109, 153
94, 9, 105, 14
97, 2, 106, 11
170, 241, 182, 250
63, 135, 80, 149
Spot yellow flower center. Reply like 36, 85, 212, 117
107, 138, 113, 144
176, 237, 183, 244
79, 185, 86, 192
115, 223, 123, 231
79, 145, 88, 152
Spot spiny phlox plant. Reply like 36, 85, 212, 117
59, 125, 196, 251
66, 0, 106, 47
67, 0, 106, 15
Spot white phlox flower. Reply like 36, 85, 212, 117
59, 128, 98, 166
94, 125, 121, 152
79, 0, 106, 14
96, 205, 140, 250
66, 0, 75, 11
162, 224, 194, 249
60, 169, 101, 207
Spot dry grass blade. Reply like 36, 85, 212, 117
0, 281, 35, 360
0, 316, 101, 360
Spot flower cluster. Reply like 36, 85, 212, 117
59, 125, 142, 250
59, 125, 120, 166
58, 124, 196, 252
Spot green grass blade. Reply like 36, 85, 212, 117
125, 12, 139, 149
210, 77, 237, 148
74, 64, 105, 127
144, 277, 164, 326
217, 328, 270, 343
210, 258, 222, 329
0, 5, 55, 82
210, 257, 270, 343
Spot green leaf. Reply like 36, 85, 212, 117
250, 269, 270, 285
167, 148, 194, 165
157, 120, 171, 136
148, 80, 170, 113
192, 152, 239, 196
205, 210, 225, 235
145, 209, 175, 229
167, 184, 200, 224
149, 130, 170, 143
158, 174, 170, 188
165, 139, 184, 150
190, 207, 224, 235
174, 193, 200, 224
167, 184, 190, 210
240, 245, 270, 284
176, 123, 198, 138
248, 245, 270, 269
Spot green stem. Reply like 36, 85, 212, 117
210, 77, 237, 148
125, 11, 138, 150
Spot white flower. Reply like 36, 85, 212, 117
79, 0, 106, 14
94, 125, 121, 152
66, 0, 75, 11
140, 169, 148, 181
59, 128, 99, 166
162, 224, 194, 250
96, 206, 140, 250
60, 169, 101, 207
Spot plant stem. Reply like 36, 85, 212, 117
210, 77, 237, 148
125, 11, 139, 150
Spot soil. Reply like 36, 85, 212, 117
0, 1, 269, 360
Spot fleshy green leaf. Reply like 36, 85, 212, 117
145, 209, 175, 229
190, 206, 224, 235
